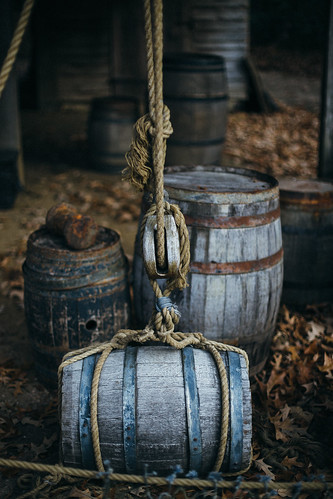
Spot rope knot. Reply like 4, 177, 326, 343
149, 104, 173, 139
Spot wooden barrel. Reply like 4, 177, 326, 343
186, 0, 250, 106
279, 178, 333, 306
163, 53, 228, 166
23, 226, 131, 387
133, 166, 283, 376
61, 345, 252, 475
87, 96, 139, 173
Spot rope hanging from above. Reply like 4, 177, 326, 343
0, 0, 35, 99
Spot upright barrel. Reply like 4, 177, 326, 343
87, 96, 139, 173
279, 178, 333, 306
61, 345, 252, 475
133, 166, 283, 376
23, 226, 131, 387
164, 53, 228, 166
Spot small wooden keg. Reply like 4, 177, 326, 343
279, 178, 333, 306
133, 166, 283, 376
163, 53, 228, 166
23, 226, 131, 387
61, 345, 252, 475
87, 96, 139, 173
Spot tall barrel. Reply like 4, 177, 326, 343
279, 178, 333, 306
61, 345, 252, 475
87, 96, 139, 173
164, 53, 228, 166
23, 226, 131, 387
133, 166, 283, 376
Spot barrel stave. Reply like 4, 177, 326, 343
61, 345, 252, 475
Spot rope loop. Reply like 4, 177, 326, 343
123, 104, 173, 192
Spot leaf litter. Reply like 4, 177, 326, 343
0, 104, 332, 497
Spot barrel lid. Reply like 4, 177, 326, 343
279, 177, 333, 204
26, 226, 120, 258
164, 166, 278, 204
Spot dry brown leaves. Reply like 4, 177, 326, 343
250, 304, 333, 484
224, 107, 319, 178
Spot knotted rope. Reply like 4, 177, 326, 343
0, 0, 35, 99
57, 0, 251, 481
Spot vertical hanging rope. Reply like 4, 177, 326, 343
144, 0, 166, 269
0, 0, 35, 99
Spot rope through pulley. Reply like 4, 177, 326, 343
123, 0, 191, 334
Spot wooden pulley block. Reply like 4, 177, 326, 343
142, 214, 180, 279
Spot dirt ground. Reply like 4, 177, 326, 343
0, 50, 332, 498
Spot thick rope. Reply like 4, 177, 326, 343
1, 459, 332, 494
0, 0, 35, 98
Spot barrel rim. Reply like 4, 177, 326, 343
164, 165, 279, 202
278, 177, 333, 205
26, 226, 121, 259
163, 52, 226, 70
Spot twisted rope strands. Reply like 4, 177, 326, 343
1, 458, 333, 492
0, 0, 35, 98
151, 0, 166, 270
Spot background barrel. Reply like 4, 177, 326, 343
87, 96, 139, 173
133, 166, 283, 376
23, 226, 131, 387
279, 178, 333, 306
61, 345, 251, 475
164, 53, 228, 166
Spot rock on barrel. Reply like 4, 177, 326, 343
133, 166, 283, 376
60, 345, 252, 475
23, 226, 131, 387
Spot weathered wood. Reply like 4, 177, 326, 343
183, 0, 250, 105
133, 167, 283, 376
164, 53, 228, 166
61, 345, 252, 475
87, 96, 139, 172
23, 226, 131, 387
319, 0, 333, 178
279, 178, 333, 305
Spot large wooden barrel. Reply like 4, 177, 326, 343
87, 96, 139, 173
164, 53, 228, 166
279, 178, 333, 306
61, 345, 252, 475
23, 226, 131, 387
133, 166, 283, 376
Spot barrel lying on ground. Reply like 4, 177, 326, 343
23, 226, 131, 387
133, 166, 283, 376
60, 345, 252, 475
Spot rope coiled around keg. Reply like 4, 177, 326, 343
58, 327, 250, 476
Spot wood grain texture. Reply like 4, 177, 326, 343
23, 227, 131, 387
61, 345, 252, 476
133, 168, 283, 376
279, 178, 333, 305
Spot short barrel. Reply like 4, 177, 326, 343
61, 345, 252, 475
133, 166, 283, 376
163, 53, 228, 166
279, 178, 333, 306
87, 96, 139, 173
23, 226, 131, 387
